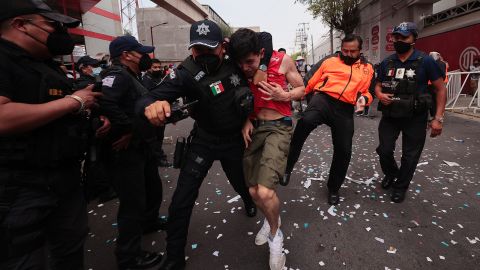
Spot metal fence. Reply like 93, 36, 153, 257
445, 70, 480, 113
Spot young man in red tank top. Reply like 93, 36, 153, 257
229, 29, 305, 270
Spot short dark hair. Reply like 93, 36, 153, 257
229, 28, 262, 62
278, 48, 286, 53
341, 34, 363, 50
151, 58, 161, 64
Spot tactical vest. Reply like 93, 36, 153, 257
378, 55, 431, 118
102, 65, 156, 144
179, 57, 253, 135
0, 47, 89, 170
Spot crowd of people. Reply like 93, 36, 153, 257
0, 1, 449, 270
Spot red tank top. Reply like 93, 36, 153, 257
249, 51, 291, 117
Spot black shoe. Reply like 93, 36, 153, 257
328, 191, 340, 205
391, 190, 406, 203
381, 175, 396, 190
280, 173, 290, 186
158, 256, 186, 270
244, 202, 257, 217
144, 218, 168, 234
120, 251, 162, 270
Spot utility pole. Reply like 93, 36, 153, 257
295, 22, 309, 58
150, 22, 168, 58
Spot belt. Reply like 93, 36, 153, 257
252, 117, 293, 128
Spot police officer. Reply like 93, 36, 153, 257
0, 0, 101, 269
375, 22, 447, 203
100, 36, 163, 269
139, 20, 257, 270
142, 58, 172, 167
74, 55, 102, 89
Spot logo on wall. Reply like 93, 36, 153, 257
459, 46, 480, 71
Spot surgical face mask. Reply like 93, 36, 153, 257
340, 53, 359, 66
394, 41, 414, 54
194, 54, 221, 74
297, 60, 304, 66
92, 67, 102, 76
138, 54, 152, 72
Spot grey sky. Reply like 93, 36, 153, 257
140, 0, 328, 53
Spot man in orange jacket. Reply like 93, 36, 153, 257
282, 34, 374, 205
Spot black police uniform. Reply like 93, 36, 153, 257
376, 49, 443, 194
99, 63, 163, 267
0, 38, 88, 269
137, 56, 255, 263
141, 72, 170, 166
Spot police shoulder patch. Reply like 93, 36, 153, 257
102, 76, 116, 87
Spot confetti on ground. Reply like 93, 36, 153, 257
443, 160, 460, 167
227, 195, 241, 204
319, 261, 325, 266
375, 237, 385, 243
327, 206, 337, 216
213, 251, 219, 257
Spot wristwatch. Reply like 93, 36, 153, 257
259, 64, 267, 72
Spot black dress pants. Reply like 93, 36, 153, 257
286, 93, 355, 192
0, 166, 88, 270
165, 128, 253, 260
106, 143, 162, 266
376, 113, 428, 191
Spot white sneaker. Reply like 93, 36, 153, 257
268, 229, 286, 270
255, 217, 281, 246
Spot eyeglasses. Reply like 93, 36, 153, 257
22, 18, 63, 29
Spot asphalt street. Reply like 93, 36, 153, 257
85, 108, 480, 270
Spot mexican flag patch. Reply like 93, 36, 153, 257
210, 81, 224, 96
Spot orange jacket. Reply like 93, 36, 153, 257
305, 53, 374, 105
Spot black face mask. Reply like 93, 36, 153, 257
46, 26, 75, 55
138, 54, 152, 72
340, 53, 359, 66
394, 41, 414, 54
26, 22, 75, 56
194, 54, 221, 74
151, 70, 163, 78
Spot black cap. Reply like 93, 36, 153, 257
109, 35, 155, 58
188, 20, 223, 49
392, 22, 418, 37
0, 0, 80, 28
77, 55, 99, 69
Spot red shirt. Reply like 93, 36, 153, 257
249, 51, 291, 117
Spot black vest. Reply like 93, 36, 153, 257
378, 55, 428, 118
0, 47, 89, 169
180, 57, 253, 135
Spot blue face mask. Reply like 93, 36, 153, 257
92, 67, 102, 76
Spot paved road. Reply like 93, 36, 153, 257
85, 110, 480, 270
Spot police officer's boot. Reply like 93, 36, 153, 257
327, 190, 340, 205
